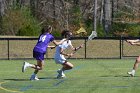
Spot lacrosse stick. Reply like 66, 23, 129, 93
68, 31, 97, 58
88, 31, 97, 40
74, 31, 97, 53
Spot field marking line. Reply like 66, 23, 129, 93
20, 85, 33, 92
0, 81, 23, 93
52, 65, 84, 87
53, 79, 65, 87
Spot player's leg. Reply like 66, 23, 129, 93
22, 60, 43, 73
30, 51, 45, 80
22, 51, 43, 72
62, 61, 74, 70
128, 56, 140, 76
30, 60, 44, 80
22, 61, 35, 72
57, 61, 73, 78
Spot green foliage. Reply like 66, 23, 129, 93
63, 3, 85, 37
1, 6, 41, 36
84, 18, 93, 36
111, 23, 140, 37
112, 7, 140, 37
96, 24, 105, 37
85, 17, 105, 37
51, 29, 61, 37
70, 5, 81, 27
127, 23, 140, 36
16, 8, 41, 36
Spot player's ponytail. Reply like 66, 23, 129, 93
41, 25, 52, 34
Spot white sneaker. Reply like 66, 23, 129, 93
30, 74, 39, 81
127, 71, 135, 77
57, 69, 66, 79
35, 76, 39, 80
22, 61, 29, 73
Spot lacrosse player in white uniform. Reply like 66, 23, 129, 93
126, 39, 140, 76
54, 30, 83, 79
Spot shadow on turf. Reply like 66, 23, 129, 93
39, 77, 58, 80
4, 77, 58, 81
100, 75, 140, 77
4, 79, 30, 81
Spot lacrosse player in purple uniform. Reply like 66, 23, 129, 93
22, 26, 66, 80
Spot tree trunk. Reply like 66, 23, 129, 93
16, 0, 25, 7
30, 0, 37, 16
100, 0, 104, 25
93, 0, 97, 32
53, 0, 56, 22
0, 0, 5, 33
103, 0, 112, 36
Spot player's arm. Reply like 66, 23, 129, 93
52, 39, 66, 46
131, 42, 140, 46
126, 39, 140, 45
69, 44, 83, 51
69, 41, 83, 51
47, 45, 56, 49
60, 47, 73, 57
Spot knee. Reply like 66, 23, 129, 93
36, 65, 43, 70
39, 67, 43, 70
136, 57, 140, 62
69, 64, 74, 69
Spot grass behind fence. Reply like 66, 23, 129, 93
0, 59, 140, 93
0, 39, 140, 59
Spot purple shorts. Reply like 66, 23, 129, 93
33, 51, 45, 61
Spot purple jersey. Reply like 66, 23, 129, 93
33, 33, 54, 53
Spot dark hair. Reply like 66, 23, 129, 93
61, 30, 72, 38
41, 25, 52, 34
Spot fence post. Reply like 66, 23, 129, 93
7, 39, 10, 60
119, 37, 122, 59
85, 38, 87, 59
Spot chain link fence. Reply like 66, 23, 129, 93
0, 37, 139, 60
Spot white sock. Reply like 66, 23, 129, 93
28, 63, 34, 67
132, 69, 135, 73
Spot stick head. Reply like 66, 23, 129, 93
88, 31, 97, 40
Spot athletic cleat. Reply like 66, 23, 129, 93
127, 71, 135, 77
35, 76, 39, 80
57, 69, 62, 75
57, 69, 66, 79
30, 74, 39, 81
22, 61, 29, 73
57, 74, 66, 79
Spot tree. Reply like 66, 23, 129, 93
103, 0, 112, 36
30, 0, 38, 16
93, 0, 97, 33
0, 0, 6, 33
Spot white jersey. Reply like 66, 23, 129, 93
54, 39, 72, 64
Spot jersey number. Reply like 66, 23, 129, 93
39, 35, 46, 42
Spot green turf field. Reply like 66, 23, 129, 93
0, 59, 140, 93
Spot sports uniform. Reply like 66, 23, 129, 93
33, 33, 54, 60
54, 39, 72, 64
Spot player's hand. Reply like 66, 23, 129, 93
67, 53, 73, 57
80, 44, 84, 48
48, 46, 56, 49
126, 40, 133, 45
50, 46, 56, 49
130, 42, 135, 45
